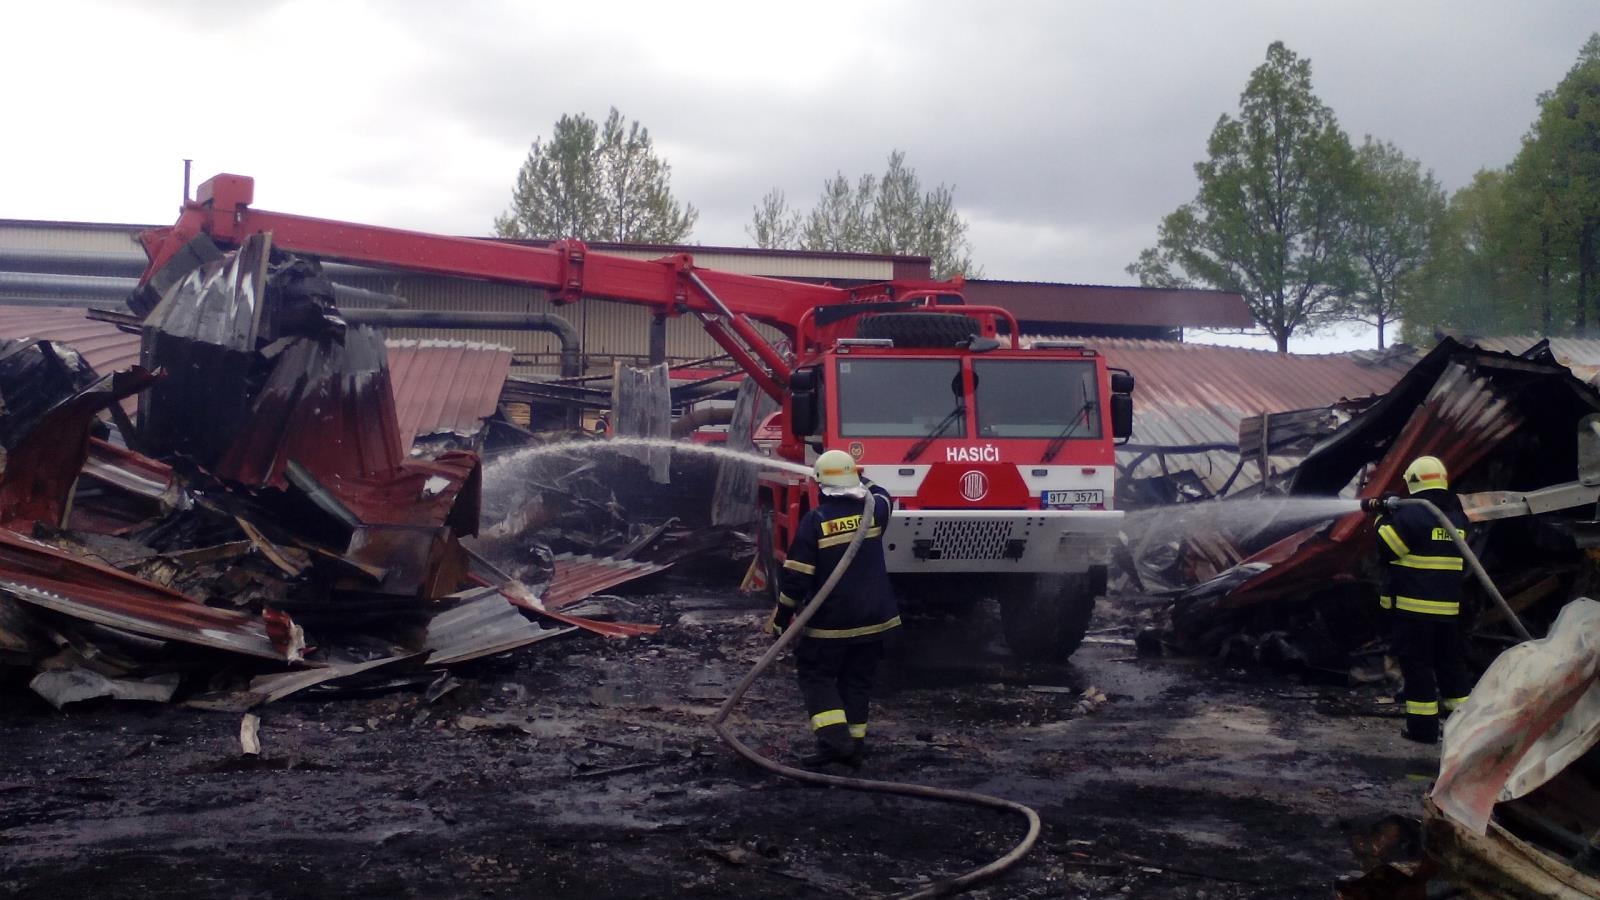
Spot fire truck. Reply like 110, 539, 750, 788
135, 174, 1134, 660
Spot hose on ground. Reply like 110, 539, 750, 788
712, 489, 1041, 898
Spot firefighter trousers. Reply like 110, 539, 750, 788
1391, 614, 1472, 742
796, 638, 884, 756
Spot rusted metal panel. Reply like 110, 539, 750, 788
386, 338, 513, 449
213, 324, 406, 487
0, 529, 289, 661
0, 308, 139, 374
0, 368, 157, 529
542, 552, 670, 609
1070, 337, 1417, 497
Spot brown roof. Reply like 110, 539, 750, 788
968, 281, 1254, 329
0, 308, 512, 452
1076, 337, 1420, 495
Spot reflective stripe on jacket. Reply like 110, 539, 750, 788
1374, 488, 1468, 617
776, 485, 899, 642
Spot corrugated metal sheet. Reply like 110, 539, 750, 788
1465, 336, 1600, 381
0, 528, 287, 661
424, 587, 574, 665
969, 281, 1255, 329
387, 339, 513, 448
0, 309, 512, 449
0, 221, 144, 254
1075, 337, 1420, 496
543, 552, 671, 609
0, 308, 139, 374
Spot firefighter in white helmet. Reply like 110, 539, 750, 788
1372, 455, 1472, 744
765, 449, 899, 767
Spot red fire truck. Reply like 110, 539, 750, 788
136, 174, 1134, 659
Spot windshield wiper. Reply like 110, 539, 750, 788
1041, 400, 1094, 463
903, 403, 965, 463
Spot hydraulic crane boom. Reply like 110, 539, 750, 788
135, 173, 960, 401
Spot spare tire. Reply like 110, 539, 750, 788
856, 312, 979, 348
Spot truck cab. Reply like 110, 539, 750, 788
759, 312, 1136, 659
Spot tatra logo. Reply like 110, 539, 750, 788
945, 444, 1000, 462
960, 470, 989, 502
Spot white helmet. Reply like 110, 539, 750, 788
813, 449, 861, 492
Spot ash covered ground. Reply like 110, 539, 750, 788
0, 577, 1438, 899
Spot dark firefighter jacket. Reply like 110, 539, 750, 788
772, 485, 900, 642
1375, 488, 1469, 617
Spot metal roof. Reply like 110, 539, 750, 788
1460, 336, 1600, 381
0, 307, 138, 373
1076, 337, 1420, 495
0, 308, 512, 451
387, 338, 514, 448
969, 282, 1255, 329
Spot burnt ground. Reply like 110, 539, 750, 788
0, 578, 1439, 899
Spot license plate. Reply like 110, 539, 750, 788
1044, 489, 1103, 509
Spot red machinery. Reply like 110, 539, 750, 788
137, 173, 1135, 659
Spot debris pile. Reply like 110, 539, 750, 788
1145, 338, 1600, 678
0, 238, 714, 710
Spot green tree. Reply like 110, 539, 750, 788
1523, 33, 1600, 332
1406, 34, 1600, 340
496, 108, 698, 243
750, 151, 980, 278
1128, 42, 1355, 352
746, 188, 803, 250
1346, 138, 1447, 348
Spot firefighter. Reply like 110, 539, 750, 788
1373, 455, 1473, 744
765, 449, 900, 768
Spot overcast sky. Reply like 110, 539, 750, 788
3, 1, 1593, 350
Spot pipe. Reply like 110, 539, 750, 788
0, 270, 409, 311
669, 404, 733, 437
1367, 496, 1534, 642
713, 490, 1040, 898
340, 309, 582, 379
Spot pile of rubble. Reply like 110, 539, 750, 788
0, 237, 736, 711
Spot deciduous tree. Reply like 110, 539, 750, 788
751, 151, 980, 278
1129, 42, 1355, 352
496, 108, 698, 243
1346, 139, 1447, 348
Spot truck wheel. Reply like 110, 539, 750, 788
856, 312, 979, 348
1000, 573, 1097, 660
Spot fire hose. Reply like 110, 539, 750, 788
711, 488, 1041, 898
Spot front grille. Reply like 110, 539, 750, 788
928, 519, 1016, 560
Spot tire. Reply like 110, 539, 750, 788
999, 572, 1098, 660
856, 312, 979, 348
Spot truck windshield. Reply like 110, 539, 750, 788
836, 358, 966, 437
973, 359, 1102, 439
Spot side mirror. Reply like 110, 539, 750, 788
1110, 393, 1133, 440
789, 392, 818, 439
788, 367, 820, 439
1111, 372, 1136, 395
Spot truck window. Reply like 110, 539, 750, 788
836, 358, 966, 438
973, 359, 1102, 439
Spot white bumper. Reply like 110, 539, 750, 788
880, 509, 1123, 574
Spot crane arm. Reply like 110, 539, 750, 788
135, 174, 858, 397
